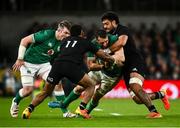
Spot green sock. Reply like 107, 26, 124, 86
86, 100, 98, 114
56, 95, 67, 113
63, 90, 80, 108
14, 90, 23, 105
55, 95, 65, 101
60, 107, 68, 113
54, 91, 67, 113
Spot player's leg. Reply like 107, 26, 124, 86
126, 72, 162, 118
86, 72, 120, 114
54, 83, 65, 101
38, 63, 65, 108
75, 71, 100, 114
76, 73, 96, 118
10, 63, 35, 118
48, 83, 66, 108
22, 81, 55, 119
60, 85, 82, 109
75, 62, 91, 112
61, 72, 97, 114
59, 73, 96, 119
22, 62, 61, 119
129, 88, 170, 110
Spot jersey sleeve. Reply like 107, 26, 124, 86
86, 38, 101, 60
117, 27, 130, 37
87, 41, 100, 54
33, 29, 55, 43
108, 34, 118, 43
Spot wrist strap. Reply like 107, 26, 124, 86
18, 45, 26, 60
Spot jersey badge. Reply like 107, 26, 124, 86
47, 49, 55, 55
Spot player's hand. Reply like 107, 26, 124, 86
12, 59, 24, 71
103, 48, 111, 54
113, 58, 124, 67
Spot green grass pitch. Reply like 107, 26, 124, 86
0, 97, 180, 127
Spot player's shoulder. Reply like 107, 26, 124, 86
116, 24, 132, 35
35, 29, 55, 36
108, 34, 118, 39
62, 36, 83, 41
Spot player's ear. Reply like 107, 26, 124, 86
112, 20, 117, 27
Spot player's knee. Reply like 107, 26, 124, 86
23, 87, 33, 96
74, 85, 85, 94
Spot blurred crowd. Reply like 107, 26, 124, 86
0, 20, 180, 96
1, 0, 180, 12
0, 67, 21, 97
130, 22, 180, 80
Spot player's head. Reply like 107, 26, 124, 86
70, 24, 84, 37
95, 29, 109, 48
101, 11, 119, 33
56, 20, 71, 40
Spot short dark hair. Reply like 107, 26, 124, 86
95, 29, 107, 39
70, 24, 82, 37
101, 11, 119, 24
58, 20, 72, 30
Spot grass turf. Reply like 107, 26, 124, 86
0, 97, 180, 127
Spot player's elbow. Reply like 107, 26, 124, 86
20, 35, 33, 46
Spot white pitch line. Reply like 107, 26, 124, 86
109, 113, 123, 116
94, 108, 103, 111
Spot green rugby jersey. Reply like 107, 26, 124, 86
89, 34, 123, 77
24, 29, 61, 64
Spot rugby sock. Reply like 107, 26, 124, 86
79, 102, 87, 110
62, 90, 80, 108
54, 91, 65, 101
148, 105, 158, 113
86, 100, 98, 114
14, 89, 23, 105
28, 104, 35, 113
154, 91, 165, 99
54, 91, 67, 113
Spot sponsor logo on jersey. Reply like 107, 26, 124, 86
57, 46, 60, 51
48, 42, 53, 47
27, 70, 31, 74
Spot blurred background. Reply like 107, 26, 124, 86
0, 0, 180, 98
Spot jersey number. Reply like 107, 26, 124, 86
65, 41, 77, 48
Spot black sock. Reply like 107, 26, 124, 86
154, 91, 164, 99
28, 104, 35, 113
148, 105, 158, 113
79, 102, 87, 110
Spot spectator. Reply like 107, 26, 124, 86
2, 67, 20, 96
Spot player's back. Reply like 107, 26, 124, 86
56, 36, 98, 64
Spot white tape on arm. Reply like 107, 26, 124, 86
17, 45, 26, 60
129, 77, 143, 86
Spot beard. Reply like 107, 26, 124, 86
108, 28, 116, 34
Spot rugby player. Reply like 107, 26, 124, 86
21, 24, 117, 119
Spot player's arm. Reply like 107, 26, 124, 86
12, 34, 34, 71
95, 49, 115, 64
88, 41, 115, 66
87, 57, 104, 71
105, 35, 128, 53
112, 47, 125, 67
